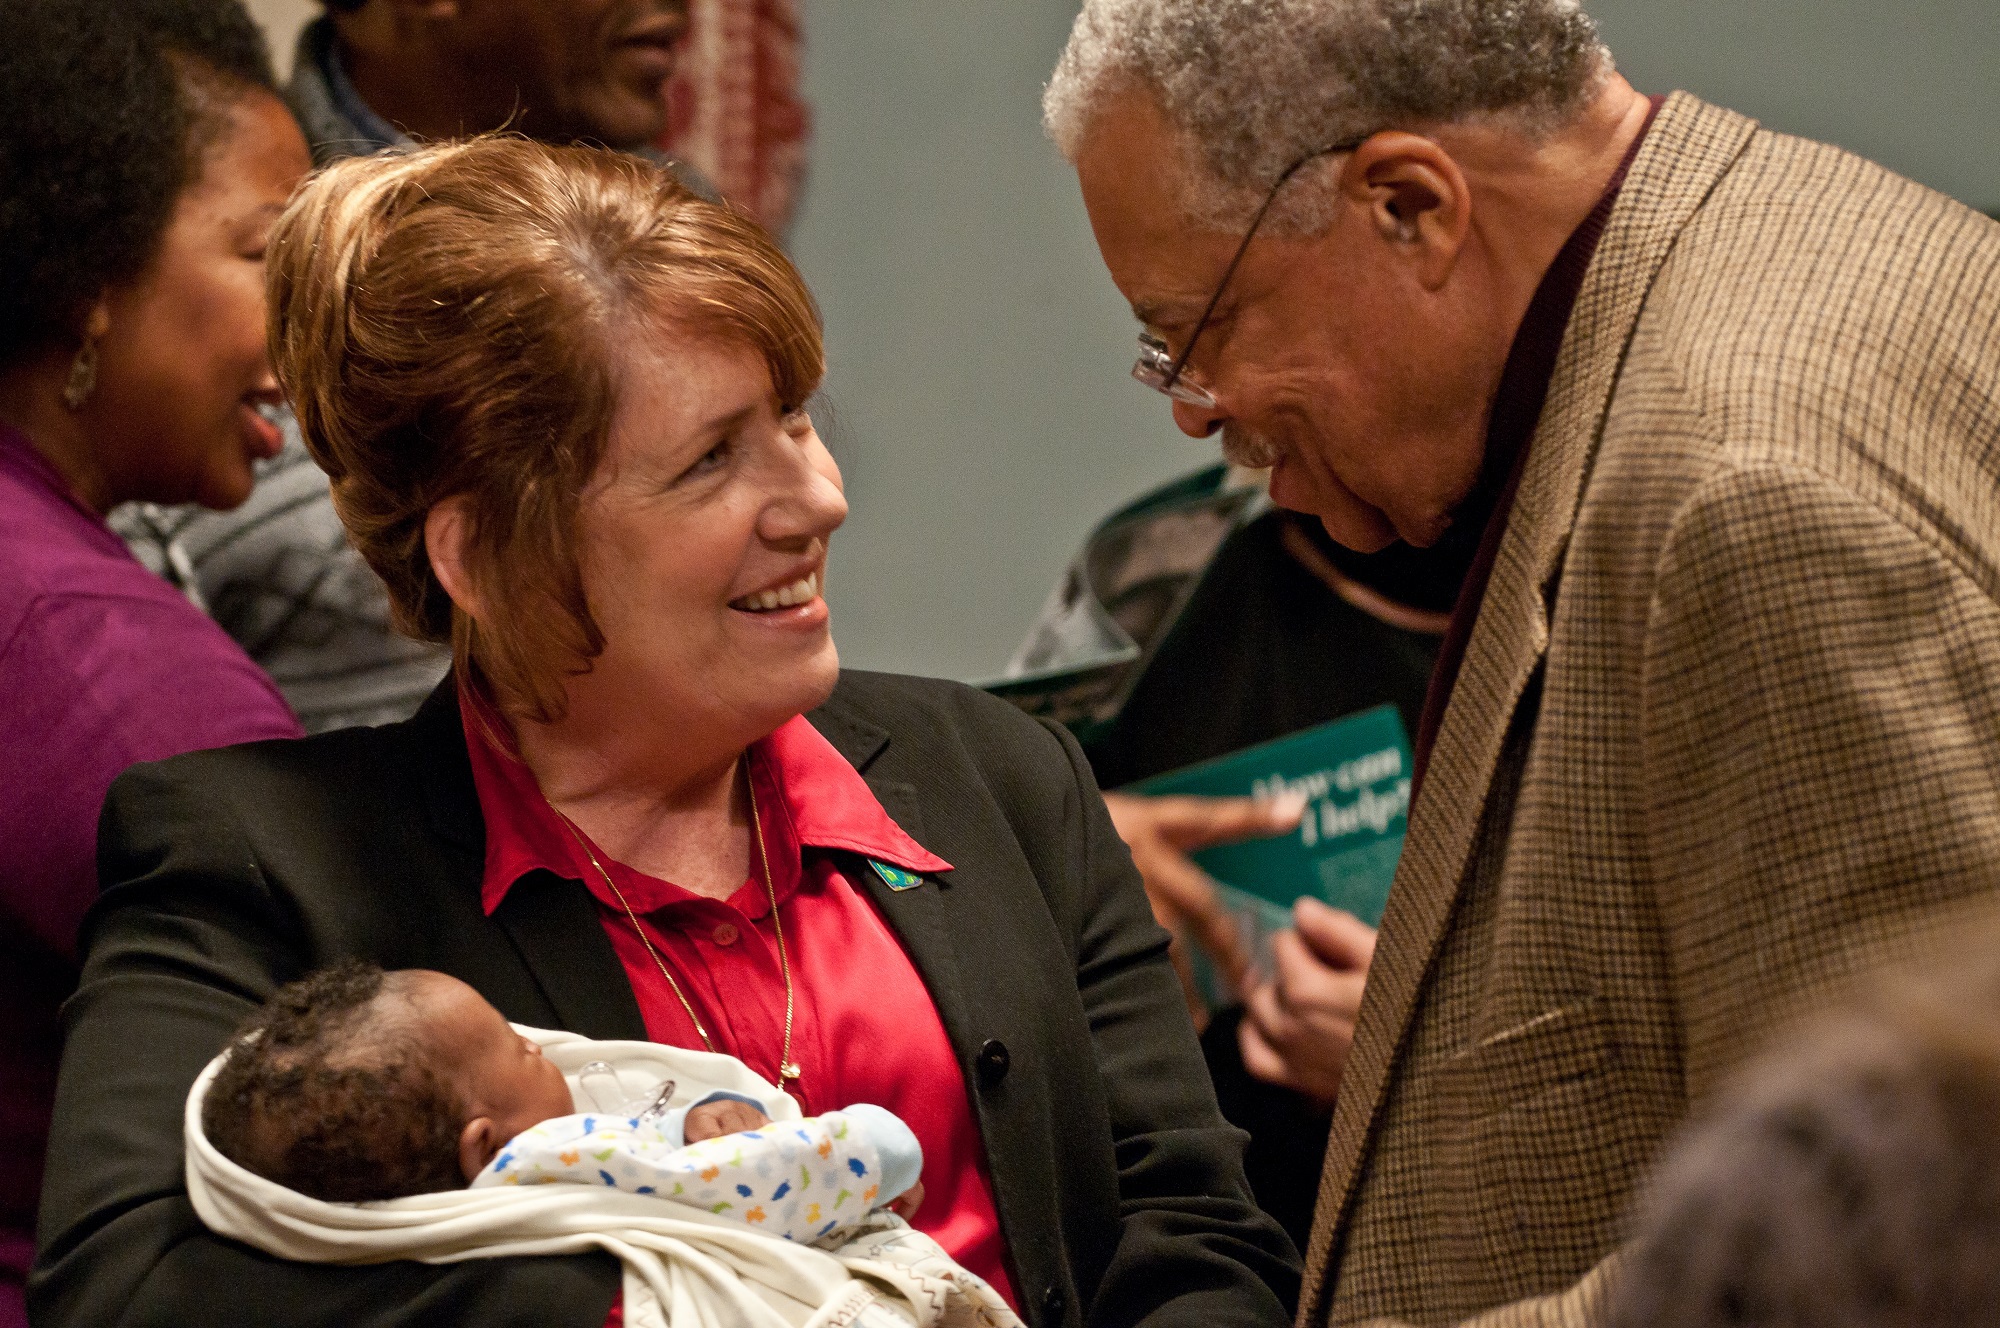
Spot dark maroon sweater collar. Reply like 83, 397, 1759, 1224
1410, 96, 1663, 791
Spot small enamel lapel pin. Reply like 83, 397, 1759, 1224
868, 860, 926, 891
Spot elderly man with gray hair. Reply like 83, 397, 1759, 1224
1046, 1, 2000, 1325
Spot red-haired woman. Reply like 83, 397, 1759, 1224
34, 138, 1299, 1328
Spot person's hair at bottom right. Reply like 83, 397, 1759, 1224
1613, 931, 2000, 1328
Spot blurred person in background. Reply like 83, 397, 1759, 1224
1615, 918, 2000, 1328
288, 0, 702, 165
1046, 0, 2000, 1322
1012, 472, 1465, 1250
117, 0, 721, 734
0, 0, 308, 1320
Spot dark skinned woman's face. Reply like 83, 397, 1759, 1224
87, 89, 311, 511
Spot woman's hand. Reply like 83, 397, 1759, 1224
1239, 897, 1377, 1106
1101, 790, 1306, 1022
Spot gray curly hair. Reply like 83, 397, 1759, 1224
1044, 0, 1613, 234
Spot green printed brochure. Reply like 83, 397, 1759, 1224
1129, 704, 1411, 1005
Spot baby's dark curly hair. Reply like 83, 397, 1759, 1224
203, 960, 470, 1202
0, 0, 278, 361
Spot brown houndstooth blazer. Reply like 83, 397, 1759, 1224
1298, 91, 2000, 1326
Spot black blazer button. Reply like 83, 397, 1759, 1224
1043, 1283, 1067, 1323
976, 1038, 1010, 1085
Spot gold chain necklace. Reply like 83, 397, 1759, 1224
547, 771, 802, 1090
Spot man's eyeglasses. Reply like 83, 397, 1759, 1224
1132, 135, 1371, 410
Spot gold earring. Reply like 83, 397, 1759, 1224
62, 339, 98, 411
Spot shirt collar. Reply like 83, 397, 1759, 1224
757, 711, 950, 874
460, 685, 951, 918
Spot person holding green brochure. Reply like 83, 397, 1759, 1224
1010, 469, 1469, 1248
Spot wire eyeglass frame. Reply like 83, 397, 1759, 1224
1132, 135, 1372, 409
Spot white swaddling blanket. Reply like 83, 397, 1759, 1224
185, 1026, 1022, 1328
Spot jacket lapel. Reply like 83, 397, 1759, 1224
1306, 93, 1762, 1288
847, 780, 974, 1038
488, 874, 650, 1041
803, 698, 891, 776
845, 783, 1056, 1273
809, 695, 1068, 1308
413, 681, 648, 1041
801, 701, 974, 1037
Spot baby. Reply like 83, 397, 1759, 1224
202, 961, 922, 1244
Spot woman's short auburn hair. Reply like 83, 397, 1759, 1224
267, 136, 824, 722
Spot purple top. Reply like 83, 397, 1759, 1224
0, 423, 300, 1322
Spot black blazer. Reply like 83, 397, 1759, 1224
32, 671, 1298, 1328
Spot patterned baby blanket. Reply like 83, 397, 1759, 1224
185, 1026, 1021, 1328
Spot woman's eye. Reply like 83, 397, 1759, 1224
682, 438, 732, 480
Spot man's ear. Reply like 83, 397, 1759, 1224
458, 1115, 504, 1183
1342, 133, 1472, 290
424, 494, 485, 621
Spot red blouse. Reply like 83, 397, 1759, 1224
461, 694, 1020, 1313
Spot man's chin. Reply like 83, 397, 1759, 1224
1388, 506, 1458, 549
1320, 516, 1402, 553
577, 91, 671, 153
1267, 460, 1400, 551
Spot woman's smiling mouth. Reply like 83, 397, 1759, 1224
730, 568, 822, 613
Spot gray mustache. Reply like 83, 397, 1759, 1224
1220, 424, 1283, 469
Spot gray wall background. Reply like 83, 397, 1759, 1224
793, 0, 2000, 682
244, 1, 2000, 681
788, 4, 1198, 683
1590, 0, 1999, 214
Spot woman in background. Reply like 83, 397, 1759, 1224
0, 2, 307, 1318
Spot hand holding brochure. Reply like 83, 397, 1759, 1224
1128, 704, 1411, 1004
